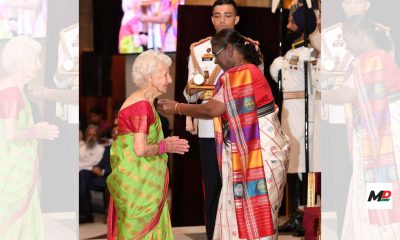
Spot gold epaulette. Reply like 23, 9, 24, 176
190, 36, 212, 50
189, 37, 222, 86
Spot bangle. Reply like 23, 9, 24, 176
174, 103, 179, 115
174, 103, 182, 116
158, 140, 167, 154
176, 103, 183, 116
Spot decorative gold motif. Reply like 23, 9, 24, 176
307, 173, 316, 207
202, 90, 214, 100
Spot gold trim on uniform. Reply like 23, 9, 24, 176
190, 36, 222, 87
291, 39, 305, 49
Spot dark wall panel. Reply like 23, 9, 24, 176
81, 52, 112, 97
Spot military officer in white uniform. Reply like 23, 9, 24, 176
270, 42, 320, 174
269, 3, 319, 236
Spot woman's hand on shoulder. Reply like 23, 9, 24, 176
164, 136, 189, 155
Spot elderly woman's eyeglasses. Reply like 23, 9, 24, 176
213, 46, 226, 57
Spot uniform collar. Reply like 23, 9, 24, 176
292, 39, 305, 49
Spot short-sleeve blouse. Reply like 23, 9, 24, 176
117, 100, 156, 135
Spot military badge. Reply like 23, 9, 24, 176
333, 34, 345, 47
202, 48, 214, 61
289, 55, 299, 66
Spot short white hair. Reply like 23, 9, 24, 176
1, 36, 41, 73
131, 50, 172, 88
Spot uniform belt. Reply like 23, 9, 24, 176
283, 91, 321, 100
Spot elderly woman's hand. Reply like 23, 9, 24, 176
33, 122, 60, 140
164, 136, 190, 155
156, 99, 178, 115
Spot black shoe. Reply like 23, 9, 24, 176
278, 219, 296, 233
79, 214, 94, 224
291, 213, 305, 237
292, 226, 305, 237
278, 213, 304, 234
278, 215, 298, 233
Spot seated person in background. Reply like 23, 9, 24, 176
92, 125, 117, 182
88, 106, 111, 138
102, 101, 124, 144
79, 125, 105, 223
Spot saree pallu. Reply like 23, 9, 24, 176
351, 52, 400, 225
107, 115, 173, 240
0, 92, 43, 239
213, 67, 290, 239
341, 50, 400, 239
390, 97, 400, 181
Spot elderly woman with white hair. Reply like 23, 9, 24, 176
106, 50, 189, 240
0, 36, 59, 239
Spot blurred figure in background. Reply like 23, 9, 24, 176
119, 0, 143, 53
88, 106, 111, 138
138, 0, 182, 52
79, 125, 105, 223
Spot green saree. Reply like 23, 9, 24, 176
0, 87, 43, 239
107, 101, 173, 240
